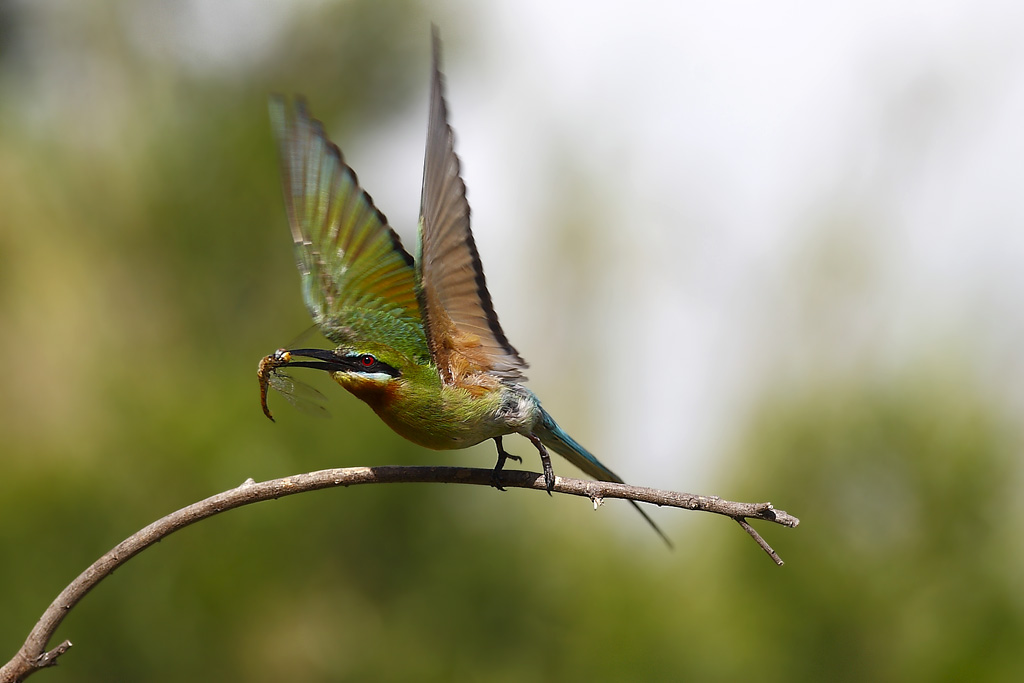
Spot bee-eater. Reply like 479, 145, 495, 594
259, 30, 668, 546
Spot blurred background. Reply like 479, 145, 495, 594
2, 0, 1023, 680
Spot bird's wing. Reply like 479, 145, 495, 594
271, 97, 427, 351
417, 31, 528, 385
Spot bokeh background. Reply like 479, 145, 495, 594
2, 0, 1023, 680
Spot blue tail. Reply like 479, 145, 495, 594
534, 408, 672, 548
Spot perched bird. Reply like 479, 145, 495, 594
259, 30, 668, 546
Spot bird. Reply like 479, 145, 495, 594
259, 29, 669, 546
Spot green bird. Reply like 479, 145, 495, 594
259, 30, 668, 545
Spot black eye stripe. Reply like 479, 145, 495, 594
348, 354, 401, 378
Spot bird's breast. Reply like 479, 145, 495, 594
364, 380, 540, 451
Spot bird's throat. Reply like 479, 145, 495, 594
334, 372, 397, 411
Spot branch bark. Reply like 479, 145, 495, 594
0, 466, 799, 682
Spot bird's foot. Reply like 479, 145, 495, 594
490, 436, 522, 491
526, 433, 555, 495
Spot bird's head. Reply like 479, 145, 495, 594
272, 343, 426, 407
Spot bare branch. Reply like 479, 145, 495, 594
0, 466, 798, 682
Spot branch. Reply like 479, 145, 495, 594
0, 466, 798, 682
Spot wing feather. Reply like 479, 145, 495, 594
271, 97, 427, 353
417, 30, 529, 384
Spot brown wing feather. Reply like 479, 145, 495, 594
417, 29, 528, 385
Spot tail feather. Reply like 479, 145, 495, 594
535, 409, 672, 548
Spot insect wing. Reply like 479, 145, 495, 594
267, 370, 331, 419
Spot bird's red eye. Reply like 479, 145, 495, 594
359, 354, 376, 368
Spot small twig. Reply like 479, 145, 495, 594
0, 466, 798, 682
32, 643, 70, 670
735, 517, 786, 566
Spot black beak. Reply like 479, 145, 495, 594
280, 348, 355, 373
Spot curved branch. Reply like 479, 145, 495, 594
0, 466, 799, 682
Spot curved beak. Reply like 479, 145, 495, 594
276, 348, 355, 373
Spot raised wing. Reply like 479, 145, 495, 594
417, 31, 529, 384
271, 97, 427, 351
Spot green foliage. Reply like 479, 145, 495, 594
716, 374, 1024, 681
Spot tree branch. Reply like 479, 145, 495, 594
0, 466, 799, 682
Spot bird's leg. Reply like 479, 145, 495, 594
525, 433, 556, 495
490, 436, 522, 491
